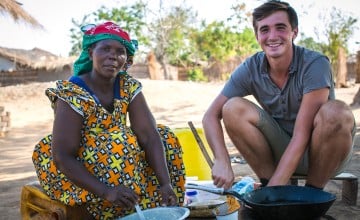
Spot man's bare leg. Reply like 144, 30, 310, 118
307, 100, 354, 188
222, 97, 276, 182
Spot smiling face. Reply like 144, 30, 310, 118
89, 39, 127, 78
255, 11, 298, 60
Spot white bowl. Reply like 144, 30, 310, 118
119, 207, 190, 220
212, 203, 240, 220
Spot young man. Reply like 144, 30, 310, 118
202, 0, 355, 190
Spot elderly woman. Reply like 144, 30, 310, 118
32, 21, 185, 219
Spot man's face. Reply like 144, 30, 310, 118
255, 11, 298, 59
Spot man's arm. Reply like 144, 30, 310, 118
268, 88, 329, 186
202, 94, 234, 189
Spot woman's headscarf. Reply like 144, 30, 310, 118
73, 21, 138, 76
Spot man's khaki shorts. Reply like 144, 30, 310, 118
254, 104, 355, 175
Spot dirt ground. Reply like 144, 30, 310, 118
0, 79, 359, 219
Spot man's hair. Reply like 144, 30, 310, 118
252, 0, 298, 31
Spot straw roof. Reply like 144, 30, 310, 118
0, 46, 75, 71
0, 0, 43, 28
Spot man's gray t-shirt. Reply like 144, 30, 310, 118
221, 45, 334, 135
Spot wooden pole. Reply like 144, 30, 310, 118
187, 121, 214, 168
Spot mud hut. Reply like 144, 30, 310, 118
0, 46, 75, 86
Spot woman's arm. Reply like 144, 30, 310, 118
52, 99, 138, 208
128, 92, 176, 205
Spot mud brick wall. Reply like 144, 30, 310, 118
0, 106, 11, 137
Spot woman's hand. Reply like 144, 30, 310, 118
103, 185, 139, 210
159, 183, 177, 206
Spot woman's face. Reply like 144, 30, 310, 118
89, 39, 127, 78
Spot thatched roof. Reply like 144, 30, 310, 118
0, 46, 75, 71
0, 0, 43, 28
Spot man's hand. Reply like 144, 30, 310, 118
212, 158, 235, 189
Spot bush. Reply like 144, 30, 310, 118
187, 67, 207, 82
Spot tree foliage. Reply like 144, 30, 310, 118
296, 34, 325, 52
68, 1, 148, 57
147, 3, 197, 78
297, 7, 357, 79
68, 0, 259, 71
95, 2, 148, 47
323, 8, 357, 76
192, 21, 238, 62
66, 1, 358, 82
68, 15, 93, 56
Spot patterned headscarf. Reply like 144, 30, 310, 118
73, 21, 138, 76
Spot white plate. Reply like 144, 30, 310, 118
186, 199, 226, 209
119, 207, 190, 220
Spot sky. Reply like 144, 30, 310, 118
0, 0, 359, 57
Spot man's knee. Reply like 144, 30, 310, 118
315, 100, 354, 132
222, 97, 257, 120
223, 97, 245, 114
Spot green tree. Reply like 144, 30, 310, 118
191, 22, 258, 62
188, 2, 259, 80
303, 8, 358, 78
322, 8, 357, 76
296, 34, 325, 52
68, 15, 93, 56
95, 2, 148, 47
192, 20, 237, 62
68, 1, 148, 57
68, 0, 197, 80
191, 1, 259, 62
67, 0, 260, 81
234, 27, 261, 57
227, 1, 260, 57
297, 7, 357, 88
148, 3, 197, 79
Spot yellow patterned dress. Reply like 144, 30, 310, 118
32, 74, 186, 219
